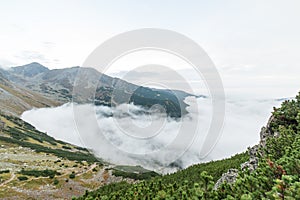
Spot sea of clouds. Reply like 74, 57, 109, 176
21, 96, 283, 173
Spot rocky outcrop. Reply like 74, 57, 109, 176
259, 115, 279, 147
214, 169, 239, 189
241, 115, 279, 172
241, 145, 259, 172
214, 114, 280, 189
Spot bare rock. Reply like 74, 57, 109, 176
215, 114, 280, 189
214, 169, 238, 189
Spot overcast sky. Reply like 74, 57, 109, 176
0, 0, 300, 98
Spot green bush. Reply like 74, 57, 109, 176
92, 168, 97, 172
17, 176, 28, 181
0, 170, 10, 174
19, 169, 59, 178
53, 179, 59, 185
69, 173, 76, 179
62, 145, 72, 150
112, 169, 159, 180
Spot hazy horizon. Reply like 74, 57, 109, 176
0, 1, 300, 100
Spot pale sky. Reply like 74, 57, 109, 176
0, 0, 300, 98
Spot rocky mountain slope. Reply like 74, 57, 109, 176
1, 62, 193, 117
0, 71, 60, 116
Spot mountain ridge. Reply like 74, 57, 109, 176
0, 70, 60, 116
1, 62, 194, 117
11, 62, 49, 77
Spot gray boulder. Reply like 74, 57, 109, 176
214, 169, 238, 189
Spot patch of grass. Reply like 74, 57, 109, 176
0, 135, 101, 163
80, 171, 94, 179
0, 173, 11, 183
21, 177, 53, 190
0, 187, 27, 199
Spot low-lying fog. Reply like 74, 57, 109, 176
21, 96, 284, 173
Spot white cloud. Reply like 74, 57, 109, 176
21, 96, 283, 173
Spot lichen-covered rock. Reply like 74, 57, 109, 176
241, 157, 259, 172
215, 114, 281, 189
259, 115, 277, 147
241, 144, 260, 172
214, 169, 238, 189
241, 115, 280, 172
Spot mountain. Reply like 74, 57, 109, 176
11, 62, 49, 77
1, 62, 194, 117
0, 70, 60, 116
76, 92, 300, 199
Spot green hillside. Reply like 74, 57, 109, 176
0, 111, 159, 199
0, 112, 105, 199
76, 92, 300, 200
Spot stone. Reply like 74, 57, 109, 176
214, 169, 238, 189
215, 114, 280, 189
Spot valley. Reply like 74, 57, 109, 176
0, 63, 299, 199
0, 112, 156, 199
1, 1, 299, 199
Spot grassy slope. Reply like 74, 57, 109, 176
0, 81, 61, 116
0, 112, 108, 199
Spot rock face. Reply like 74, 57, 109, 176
240, 145, 259, 172
214, 169, 239, 189
259, 115, 279, 148
214, 114, 279, 189
241, 115, 279, 172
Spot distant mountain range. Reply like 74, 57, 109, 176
0, 62, 196, 117
0, 67, 59, 116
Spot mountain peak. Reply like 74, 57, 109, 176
11, 62, 49, 77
